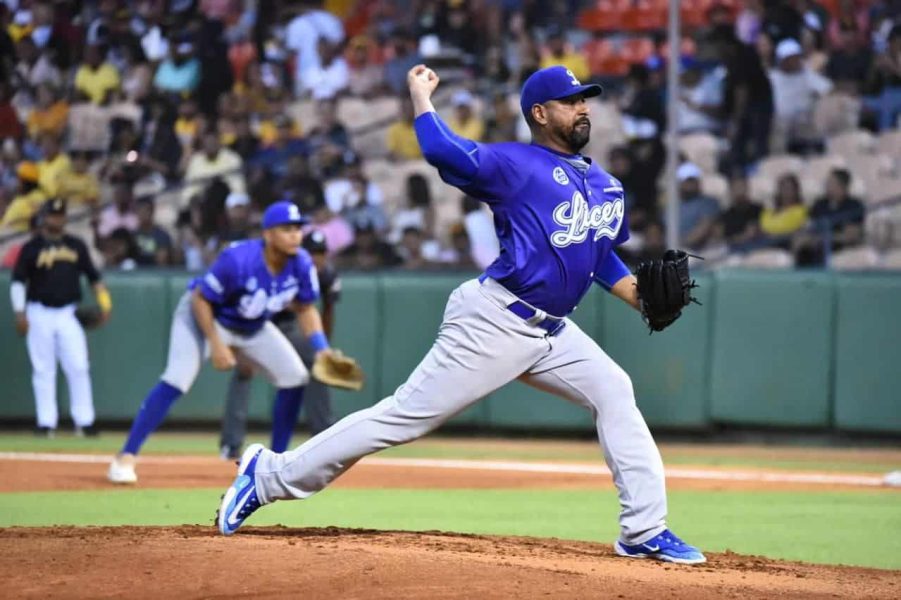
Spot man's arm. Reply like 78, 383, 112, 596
294, 301, 331, 357
11, 242, 32, 336
191, 287, 236, 370
610, 275, 640, 311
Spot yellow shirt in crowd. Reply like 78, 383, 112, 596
37, 153, 71, 197
386, 121, 422, 160
1, 189, 48, 231
760, 205, 808, 236
27, 101, 70, 138
74, 63, 121, 104
57, 171, 100, 205
448, 116, 485, 142
540, 52, 590, 83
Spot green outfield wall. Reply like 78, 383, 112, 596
1, 270, 899, 434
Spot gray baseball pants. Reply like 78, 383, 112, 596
252, 278, 667, 545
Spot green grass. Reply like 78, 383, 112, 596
0, 432, 897, 473
0, 487, 898, 569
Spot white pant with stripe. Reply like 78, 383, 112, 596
25, 302, 95, 429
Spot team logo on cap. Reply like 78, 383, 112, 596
552, 167, 570, 186
566, 69, 581, 86
288, 204, 301, 221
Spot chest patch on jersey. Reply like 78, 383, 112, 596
36, 246, 78, 268
238, 287, 298, 319
550, 191, 624, 248
552, 167, 570, 186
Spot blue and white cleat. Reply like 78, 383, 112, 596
217, 443, 264, 536
614, 529, 707, 565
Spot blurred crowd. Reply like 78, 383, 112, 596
0, 0, 899, 272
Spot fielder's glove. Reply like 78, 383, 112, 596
75, 305, 104, 329
312, 349, 365, 391
634, 249, 700, 333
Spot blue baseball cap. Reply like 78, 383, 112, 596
519, 65, 603, 118
263, 200, 308, 229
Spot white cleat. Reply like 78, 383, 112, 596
108, 454, 138, 484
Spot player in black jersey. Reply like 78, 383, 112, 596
10, 199, 113, 437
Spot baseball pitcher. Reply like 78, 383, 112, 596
217, 65, 705, 564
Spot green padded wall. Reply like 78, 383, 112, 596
600, 273, 714, 428
85, 273, 170, 419
709, 270, 834, 427
833, 275, 901, 433
328, 275, 382, 418
0, 271, 33, 418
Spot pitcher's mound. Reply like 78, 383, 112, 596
0, 526, 897, 599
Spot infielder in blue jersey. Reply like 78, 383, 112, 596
217, 65, 706, 564
109, 201, 333, 484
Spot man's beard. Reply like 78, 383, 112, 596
563, 119, 591, 153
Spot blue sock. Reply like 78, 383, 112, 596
122, 381, 182, 455
270, 386, 305, 453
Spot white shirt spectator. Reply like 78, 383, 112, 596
324, 178, 383, 214
770, 68, 833, 120
769, 40, 833, 122
300, 56, 349, 100
677, 68, 725, 134
464, 208, 500, 269
285, 9, 344, 89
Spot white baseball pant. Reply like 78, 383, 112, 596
25, 302, 95, 428
253, 278, 668, 545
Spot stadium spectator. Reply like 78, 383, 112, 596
325, 156, 388, 231
716, 174, 762, 249
608, 145, 657, 230
56, 150, 99, 208
139, 98, 183, 181
484, 92, 518, 143
299, 39, 350, 100
461, 195, 500, 270
182, 128, 245, 203
306, 98, 352, 154
285, 0, 345, 96
801, 168, 866, 262
0, 82, 22, 140
390, 173, 435, 243
14, 35, 62, 94
769, 38, 833, 153
539, 28, 589, 82
133, 196, 173, 267
73, 43, 120, 105
228, 113, 261, 160
119, 41, 153, 103
677, 58, 725, 135
102, 226, 139, 270
0, 162, 46, 232
710, 25, 774, 170
397, 226, 439, 270
674, 163, 721, 251
736, 0, 765, 44
620, 64, 666, 185
383, 31, 421, 95
36, 133, 69, 198
248, 114, 308, 179
337, 222, 401, 270
864, 24, 901, 131
760, 173, 808, 245
347, 35, 385, 98
447, 223, 476, 269
208, 192, 255, 251
826, 22, 875, 94
174, 194, 209, 270
386, 96, 422, 160
307, 202, 354, 257
447, 90, 485, 141
153, 40, 201, 97
96, 176, 139, 240
25, 83, 67, 139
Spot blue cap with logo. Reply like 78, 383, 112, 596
519, 65, 603, 118
263, 200, 308, 229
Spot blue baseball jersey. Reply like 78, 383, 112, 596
463, 143, 629, 316
191, 240, 320, 333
